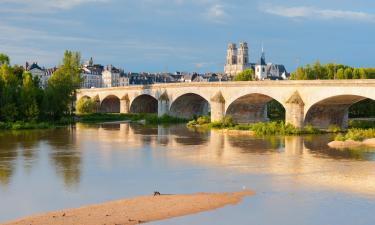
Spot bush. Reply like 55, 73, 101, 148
197, 116, 210, 125
76, 98, 96, 114
327, 125, 342, 133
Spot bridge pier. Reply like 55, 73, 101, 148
158, 92, 170, 116
210, 91, 225, 122
120, 94, 130, 114
285, 92, 305, 128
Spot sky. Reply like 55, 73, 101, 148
0, 0, 374, 73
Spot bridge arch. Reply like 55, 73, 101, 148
130, 94, 158, 114
100, 95, 120, 113
226, 93, 286, 123
169, 93, 210, 119
304, 94, 375, 129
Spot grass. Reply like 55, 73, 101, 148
187, 116, 323, 136
334, 128, 375, 141
0, 121, 55, 130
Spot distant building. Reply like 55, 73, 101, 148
102, 65, 122, 88
81, 58, 103, 89
224, 41, 288, 80
25, 62, 57, 88
224, 42, 254, 76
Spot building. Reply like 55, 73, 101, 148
224, 42, 254, 76
25, 62, 57, 88
224, 41, 288, 80
102, 65, 122, 88
80, 58, 103, 89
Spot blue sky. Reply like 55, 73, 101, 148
0, 0, 374, 73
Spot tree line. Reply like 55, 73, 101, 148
0, 51, 81, 123
290, 61, 375, 80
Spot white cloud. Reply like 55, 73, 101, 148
206, 4, 227, 22
262, 5, 375, 23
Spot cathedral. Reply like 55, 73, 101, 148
224, 42, 288, 80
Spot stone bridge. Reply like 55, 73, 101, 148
76, 80, 375, 129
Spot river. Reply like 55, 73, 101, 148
0, 123, 374, 225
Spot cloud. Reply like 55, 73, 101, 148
206, 4, 227, 23
261, 5, 375, 23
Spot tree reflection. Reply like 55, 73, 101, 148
47, 127, 81, 189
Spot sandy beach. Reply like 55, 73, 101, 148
3, 190, 254, 225
328, 138, 375, 149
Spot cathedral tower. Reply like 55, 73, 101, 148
237, 42, 249, 65
226, 43, 237, 65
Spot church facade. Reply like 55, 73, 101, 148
224, 42, 288, 80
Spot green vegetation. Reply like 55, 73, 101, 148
349, 119, 375, 129
76, 98, 96, 114
234, 69, 255, 81
0, 122, 54, 130
334, 128, 375, 141
0, 51, 81, 130
187, 116, 322, 136
78, 113, 188, 124
289, 61, 375, 80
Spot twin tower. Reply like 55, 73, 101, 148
224, 42, 252, 76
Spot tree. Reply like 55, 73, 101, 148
344, 67, 353, 79
359, 68, 367, 79
42, 50, 82, 120
0, 53, 9, 65
234, 69, 254, 81
0, 64, 19, 121
352, 68, 360, 79
335, 68, 345, 79
19, 72, 39, 121
76, 98, 95, 114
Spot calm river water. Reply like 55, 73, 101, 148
0, 123, 375, 225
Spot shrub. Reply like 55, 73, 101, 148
76, 98, 96, 114
327, 125, 342, 133
197, 116, 210, 125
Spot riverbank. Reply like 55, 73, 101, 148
0, 121, 57, 130
3, 190, 254, 225
77, 113, 187, 125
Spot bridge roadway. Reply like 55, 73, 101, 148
76, 80, 375, 129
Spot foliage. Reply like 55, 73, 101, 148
0, 51, 81, 129
327, 125, 342, 133
234, 69, 254, 81
267, 100, 285, 120
289, 61, 374, 80
349, 99, 375, 118
349, 119, 375, 129
42, 50, 82, 120
76, 98, 96, 114
0, 53, 9, 65
334, 128, 375, 141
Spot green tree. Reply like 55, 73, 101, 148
19, 72, 39, 121
335, 68, 345, 79
76, 98, 95, 114
0, 53, 10, 65
42, 50, 82, 120
344, 67, 353, 79
359, 68, 367, 79
352, 68, 360, 79
0, 64, 19, 121
234, 69, 254, 81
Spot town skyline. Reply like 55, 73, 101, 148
1, 0, 375, 72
